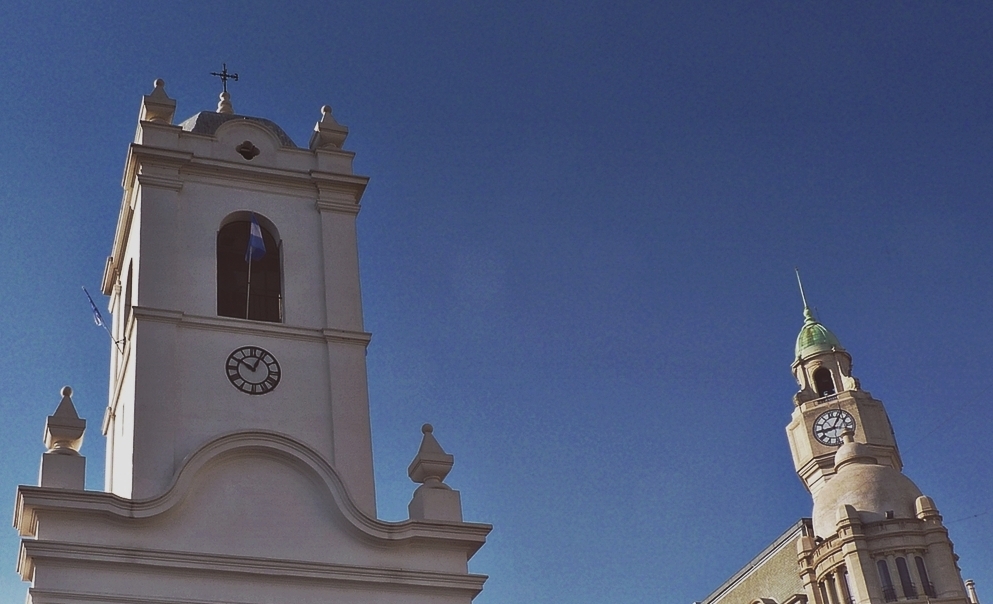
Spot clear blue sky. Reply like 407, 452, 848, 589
1, 3, 991, 603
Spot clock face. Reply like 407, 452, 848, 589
225, 346, 281, 395
813, 409, 856, 446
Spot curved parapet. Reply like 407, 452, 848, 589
15, 430, 490, 602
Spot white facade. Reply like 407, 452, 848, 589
13, 81, 489, 604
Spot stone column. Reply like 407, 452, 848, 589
837, 505, 884, 604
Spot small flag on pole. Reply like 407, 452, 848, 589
81, 286, 124, 353
245, 213, 266, 262
82, 286, 104, 327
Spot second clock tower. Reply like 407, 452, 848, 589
786, 305, 901, 499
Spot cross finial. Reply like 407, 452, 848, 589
210, 63, 239, 93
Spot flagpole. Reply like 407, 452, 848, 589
82, 286, 124, 353
245, 254, 253, 320
244, 213, 266, 321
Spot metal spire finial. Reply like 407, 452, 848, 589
211, 64, 239, 114
795, 268, 817, 324
795, 267, 809, 309
210, 63, 239, 93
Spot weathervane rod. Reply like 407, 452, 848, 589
795, 267, 809, 310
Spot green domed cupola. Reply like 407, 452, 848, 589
795, 306, 843, 360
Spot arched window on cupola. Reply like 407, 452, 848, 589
217, 213, 282, 323
915, 557, 935, 598
813, 367, 836, 397
877, 559, 897, 603
895, 557, 918, 599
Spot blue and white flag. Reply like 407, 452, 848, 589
245, 213, 266, 262
82, 286, 104, 327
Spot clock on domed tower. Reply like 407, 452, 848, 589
784, 304, 901, 498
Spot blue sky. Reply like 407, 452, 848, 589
1, 2, 992, 603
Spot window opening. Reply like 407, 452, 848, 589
813, 367, 836, 396
896, 557, 918, 599
878, 559, 897, 603
217, 218, 282, 322
915, 557, 935, 598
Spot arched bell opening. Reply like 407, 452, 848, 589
813, 367, 836, 397
217, 212, 283, 323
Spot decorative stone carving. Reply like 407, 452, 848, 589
139, 79, 176, 124
407, 424, 463, 522
309, 105, 349, 150
39, 386, 86, 489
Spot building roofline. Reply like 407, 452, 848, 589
700, 518, 812, 604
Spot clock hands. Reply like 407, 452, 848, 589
234, 357, 256, 371
232, 350, 264, 372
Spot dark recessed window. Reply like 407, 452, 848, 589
896, 557, 918, 599
916, 557, 935, 598
878, 559, 897, 603
217, 219, 281, 322
813, 367, 836, 397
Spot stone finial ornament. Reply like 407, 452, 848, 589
407, 424, 463, 522
408, 424, 454, 486
309, 104, 349, 150
43, 386, 86, 455
217, 91, 234, 115
140, 79, 177, 124
915, 495, 940, 521
39, 386, 87, 489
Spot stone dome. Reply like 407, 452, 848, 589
795, 307, 843, 360
834, 438, 875, 468
811, 441, 923, 537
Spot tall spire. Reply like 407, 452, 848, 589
795, 267, 818, 326
795, 267, 809, 310
792, 271, 842, 359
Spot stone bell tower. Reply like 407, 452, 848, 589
14, 80, 489, 604
784, 294, 970, 604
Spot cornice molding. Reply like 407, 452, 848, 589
21, 539, 487, 597
133, 306, 372, 346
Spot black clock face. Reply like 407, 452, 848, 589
226, 346, 280, 395
813, 409, 856, 446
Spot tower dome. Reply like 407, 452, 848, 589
795, 307, 843, 360
811, 433, 923, 537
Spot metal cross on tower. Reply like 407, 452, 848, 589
210, 63, 239, 93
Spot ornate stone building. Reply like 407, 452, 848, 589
701, 303, 981, 604
12, 81, 489, 604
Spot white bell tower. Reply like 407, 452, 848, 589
14, 80, 489, 604
100, 79, 377, 512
